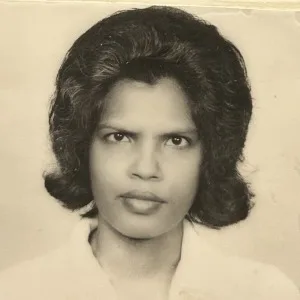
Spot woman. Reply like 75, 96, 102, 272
0, 5, 299, 300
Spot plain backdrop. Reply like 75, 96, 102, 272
0, 0, 299, 288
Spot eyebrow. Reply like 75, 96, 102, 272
97, 123, 199, 136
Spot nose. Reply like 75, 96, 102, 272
129, 142, 162, 181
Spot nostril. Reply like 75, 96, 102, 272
131, 172, 159, 181
129, 153, 161, 181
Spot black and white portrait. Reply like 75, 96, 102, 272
0, 1, 299, 299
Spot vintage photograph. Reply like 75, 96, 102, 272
0, 1, 299, 299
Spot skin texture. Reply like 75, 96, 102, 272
89, 77, 202, 240
88, 77, 202, 299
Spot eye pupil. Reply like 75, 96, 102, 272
114, 133, 124, 141
172, 137, 182, 145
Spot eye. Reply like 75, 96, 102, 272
105, 132, 130, 143
165, 136, 190, 148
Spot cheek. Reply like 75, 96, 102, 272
89, 146, 119, 201
165, 151, 201, 202
89, 149, 123, 215
165, 147, 201, 178
89, 142, 127, 181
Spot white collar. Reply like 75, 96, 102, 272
67, 217, 223, 299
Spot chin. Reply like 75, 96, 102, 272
115, 220, 169, 240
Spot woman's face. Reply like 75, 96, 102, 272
89, 77, 202, 239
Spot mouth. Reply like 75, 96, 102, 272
119, 190, 166, 215
119, 190, 166, 203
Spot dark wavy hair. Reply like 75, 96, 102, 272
44, 5, 254, 228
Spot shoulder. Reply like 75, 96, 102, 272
0, 245, 74, 299
224, 254, 300, 300
0, 219, 102, 300
189, 222, 300, 299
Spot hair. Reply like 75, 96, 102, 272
44, 5, 254, 228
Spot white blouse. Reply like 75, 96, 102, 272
0, 218, 299, 300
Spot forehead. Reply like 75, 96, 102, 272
100, 77, 195, 129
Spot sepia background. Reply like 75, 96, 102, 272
0, 0, 299, 288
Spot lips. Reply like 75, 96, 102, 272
119, 190, 166, 215
119, 190, 166, 203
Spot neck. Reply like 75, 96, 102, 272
90, 218, 183, 281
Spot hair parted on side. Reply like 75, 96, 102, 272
44, 5, 254, 228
